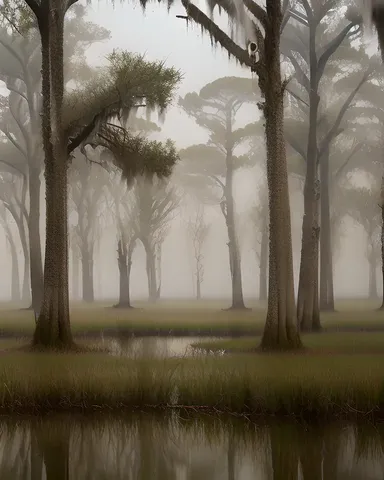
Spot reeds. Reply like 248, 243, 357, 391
0, 352, 384, 418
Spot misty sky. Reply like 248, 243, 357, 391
0, 0, 377, 300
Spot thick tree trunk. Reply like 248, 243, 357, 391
5, 228, 20, 302
319, 148, 335, 311
71, 243, 80, 300
260, 3, 301, 350
259, 219, 268, 301
116, 239, 133, 308
81, 245, 94, 303
33, 9, 73, 348
224, 147, 246, 309
381, 182, 384, 309
28, 166, 44, 312
297, 27, 321, 332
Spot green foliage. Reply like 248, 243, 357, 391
94, 124, 179, 183
64, 50, 182, 143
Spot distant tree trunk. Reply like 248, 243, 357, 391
16, 216, 31, 304
28, 166, 44, 312
319, 148, 335, 312
224, 143, 246, 310
81, 245, 94, 303
115, 239, 134, 308
196, 270, 201, 300
259, 220, 268, 302
155, 242, 162, 301
260, 2, 302, 350
368, 250, 378, 299
143, 240, 157, 303
5, 228, 20, 302
71, 243, 80, 300
33, 10, 73, 348
297, 27, 321, 332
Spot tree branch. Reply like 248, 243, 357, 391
67, 114, 99, 155
243, 0, 268, 28
23, 0, 40, 20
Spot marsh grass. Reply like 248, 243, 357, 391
1, 351, 384, 417
192, 332, 384, 354
1, 299, 384, 338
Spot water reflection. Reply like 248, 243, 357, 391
99, 336, 220, 358
1, 414, 384, 479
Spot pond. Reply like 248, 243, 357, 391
98, 336, 222, 358
0, 413, 383, 479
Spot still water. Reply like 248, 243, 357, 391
1, 414, 384, 479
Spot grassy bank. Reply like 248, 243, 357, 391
1, 350, 384, 418
0, 299, 384, 338
192, 332, 384, 354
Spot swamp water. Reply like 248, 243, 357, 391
1, 414, 384, 479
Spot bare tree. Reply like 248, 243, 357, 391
186, 204, 210, 300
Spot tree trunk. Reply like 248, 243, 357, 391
28, 166, 44, 312
37, 423, 70, 480
224, 137, 246, 309
33, 8, 73, 348
319, 147, 335, 311
259, 219, 268, 301
5, 228, 20, 302
71, 243, 80, 300
13, 214, 31, 304
297, 26, 321, 332
369, 249, 378, 299
196, 270, 201, 300
116, 239, 133, 308
260, 3, 302, 350
144, 241, 157, 303
81, 245, 94, 303
381, 179, 384, 309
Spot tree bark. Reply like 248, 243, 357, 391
33, 5, 73, 348
260, 0, 302, 350
381, 178, 384, 309
224, 119, 246, 310
28, 166, 44, 312
319, 147, 335, 311
143, 240, 157, 303
297, 26, 321, 332
5, 227, 20, 302
81, 245, 94, 303
259, 218, 268, 301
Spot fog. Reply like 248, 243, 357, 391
0, 0, 381, 305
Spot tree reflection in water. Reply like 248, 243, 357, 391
0, 414, 383, 479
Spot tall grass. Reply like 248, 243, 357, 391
1, 352, 384, 417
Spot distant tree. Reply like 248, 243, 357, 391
250, 185, 268, 302
179, 76, 258, 310
0, 205, 20, 302
282, 3, 363, 329
186, 204, 210, 300
68, 154, 109, 303
131, 176, 180, 303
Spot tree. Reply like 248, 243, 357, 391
178, 0, 302, 349
0, 5, 111, 312
282, 1, 363, 330
25, 10, 181, 348
179, 77, 258, 310
68, 154, 109, 303
186, 204, 210, 300
0, 205, 20, 302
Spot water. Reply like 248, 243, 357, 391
1, 414, 384, 478
98, 336, 224, 358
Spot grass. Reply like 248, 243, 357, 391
192, 332, 384, 354
1, 298, 384, 338
1, 350, 384, 418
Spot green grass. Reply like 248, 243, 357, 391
1, 298, 384, 338
1, 350, 384, 417
192, 332, 384, 354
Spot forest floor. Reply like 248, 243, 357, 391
0, 298, 383, 338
